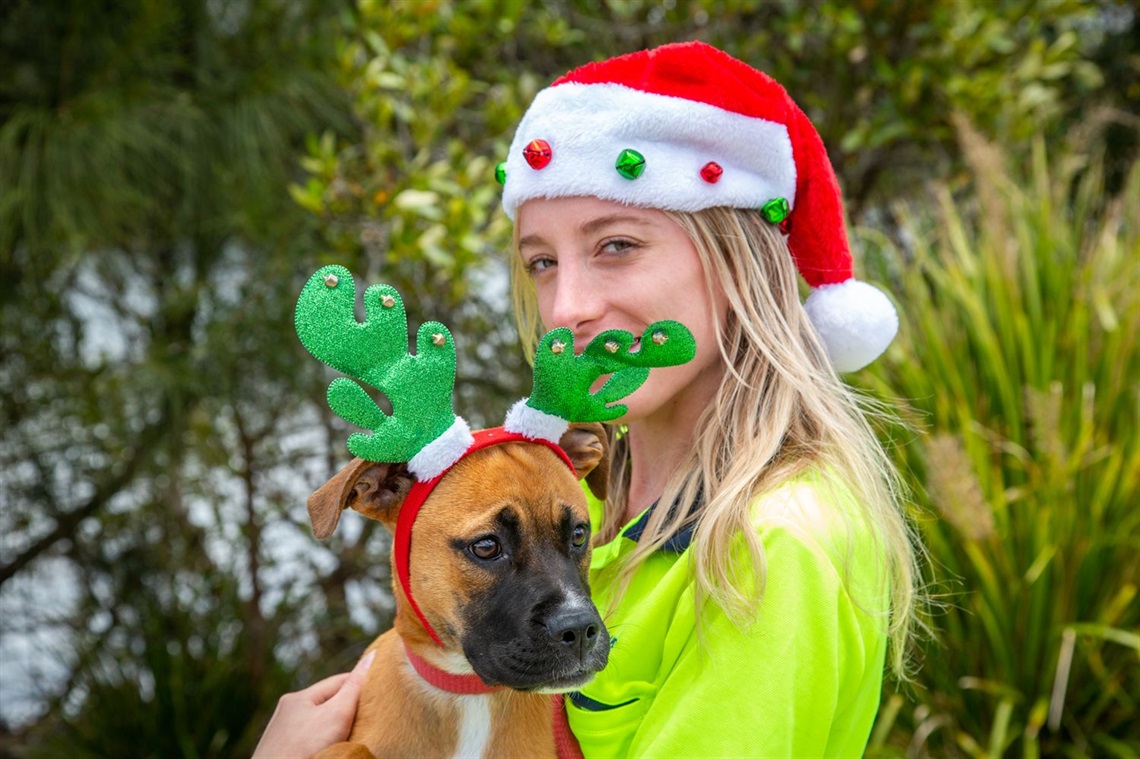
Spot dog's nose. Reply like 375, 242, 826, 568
546, 607, 601, 661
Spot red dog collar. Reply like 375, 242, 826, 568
394, 427, 576, 647
403, 642, 503, 695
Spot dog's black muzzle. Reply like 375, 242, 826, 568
460, 557, 610, 691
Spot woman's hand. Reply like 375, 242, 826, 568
252, 650, 376, 758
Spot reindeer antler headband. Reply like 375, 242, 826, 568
295, 265, 695, 645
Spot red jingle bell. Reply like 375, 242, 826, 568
700, 161, 723, 184
523, 139, 553, 170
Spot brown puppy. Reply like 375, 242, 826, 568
307, 423, 610, 759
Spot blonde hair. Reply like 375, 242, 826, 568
510, 206, 922, 678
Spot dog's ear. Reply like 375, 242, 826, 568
559, 422, 610, 502
306, 458, 414, 539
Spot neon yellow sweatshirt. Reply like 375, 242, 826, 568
570, 474, 889, 758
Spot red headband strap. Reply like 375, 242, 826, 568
394, 427, 576, 647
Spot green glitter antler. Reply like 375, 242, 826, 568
295, 265, 458, 462
528, 321, 696, 422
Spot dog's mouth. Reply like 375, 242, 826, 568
465, 637, 610, 692
530, 669, 602, 694
482, 663, 604, 693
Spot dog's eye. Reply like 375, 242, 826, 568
571, 525, 589, 548
469, 537, 502, 561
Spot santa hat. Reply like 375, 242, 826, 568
499, 41, 897, 372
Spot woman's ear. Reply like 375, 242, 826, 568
306, 458, 414, 539
558, 422, 610, 502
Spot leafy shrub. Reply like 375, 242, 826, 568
862, 128, 1139, 758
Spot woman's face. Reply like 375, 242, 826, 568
516, 196, 727, 424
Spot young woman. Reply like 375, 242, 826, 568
258, 41, 921, 758
501, 41, 921, 757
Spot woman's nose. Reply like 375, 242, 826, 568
545, 259, 606, 335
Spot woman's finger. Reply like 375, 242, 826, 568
302, 671, 352, 705
326, 650, 376, 709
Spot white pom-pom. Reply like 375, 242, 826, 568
803, 279, 898, 373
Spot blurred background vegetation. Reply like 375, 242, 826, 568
0, 0, 1136, 756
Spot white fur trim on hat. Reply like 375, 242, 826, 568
503, 398, 570, 444
502, 83, 796, 220
803, 279, 899, 373
408, 416, 475, 481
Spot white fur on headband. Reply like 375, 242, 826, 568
408, 416, 475, 481
502, 82, 796, 220
503, 398, 570, 444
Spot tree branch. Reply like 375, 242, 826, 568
0, 418, 167, 587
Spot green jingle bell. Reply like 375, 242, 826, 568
760, 197, 790, 224
615, 149, 646, 180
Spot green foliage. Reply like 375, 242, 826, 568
24, 543, 297, 759
0, 0, 353, 264
861, 130, 1139, 757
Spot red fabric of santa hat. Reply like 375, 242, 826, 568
500, 41, 897, 372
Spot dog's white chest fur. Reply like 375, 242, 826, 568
407, 653, 493, 759
453, 694, 492, 759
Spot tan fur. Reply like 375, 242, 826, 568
311, 424, 606, 759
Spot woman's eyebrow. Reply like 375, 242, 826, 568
519, 213, 654, 250
579, 214, 654, 236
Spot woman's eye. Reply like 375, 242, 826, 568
469, 537, 502, 561
600, 238, 636, 255
526, 257, 555, 274
571, 525, 589, 548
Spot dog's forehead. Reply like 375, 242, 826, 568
424, 442, 588, 530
